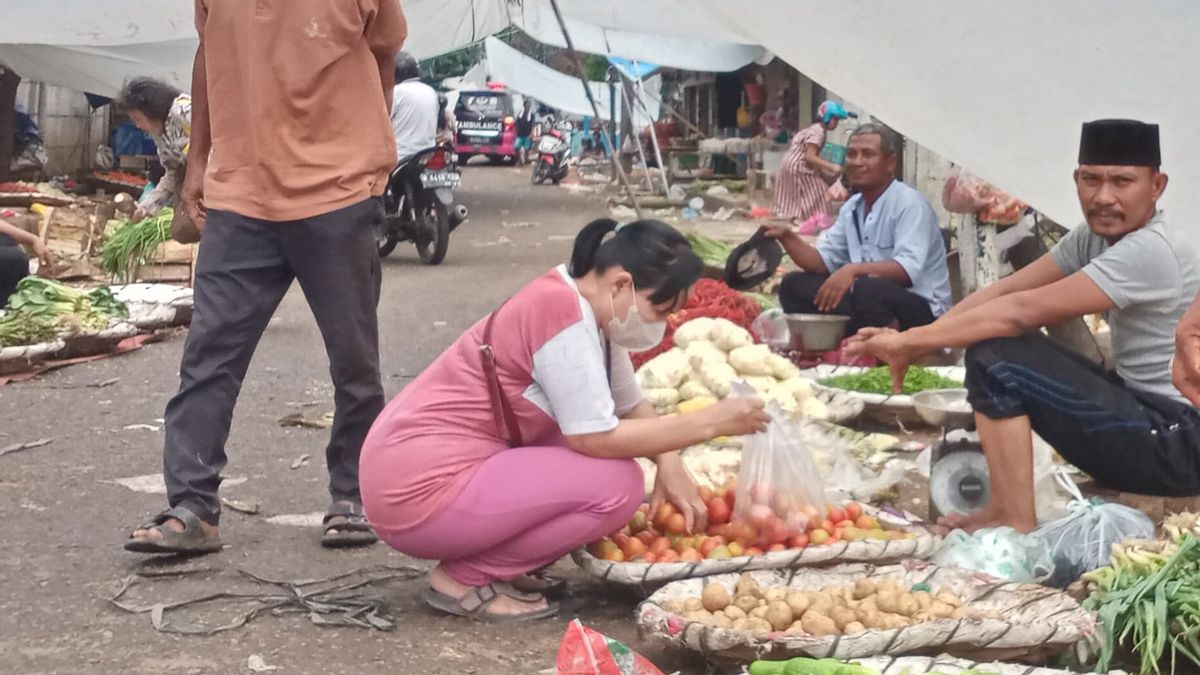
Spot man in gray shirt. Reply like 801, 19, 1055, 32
848, 119, 1200, 533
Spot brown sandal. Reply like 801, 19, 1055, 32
422, 582, 559, 622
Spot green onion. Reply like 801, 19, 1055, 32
100, 209, 174, 282
820, 366, 961, 396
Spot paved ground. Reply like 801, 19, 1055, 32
0, 166, 713, 674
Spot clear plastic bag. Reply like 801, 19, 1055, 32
556, 619, 665, 675
941, 166, 994, 214
733, 383, 827, 531
932, 526, 1055, 583
751, 308, 789, 350
1032, 471, 1156, 588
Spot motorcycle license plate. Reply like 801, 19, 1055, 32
538, 137, 560, 153
421, 171, 460, 189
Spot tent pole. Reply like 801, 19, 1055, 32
634, 77, 672, 196
546, 0, 642, 218
618, 74, 655, 194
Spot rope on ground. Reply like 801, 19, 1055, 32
108, 563, 427, 635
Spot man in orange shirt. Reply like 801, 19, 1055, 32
126, 0, 407, 555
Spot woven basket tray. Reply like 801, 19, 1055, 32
636, 561, 1098, 663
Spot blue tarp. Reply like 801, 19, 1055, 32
606, 57, 659, 81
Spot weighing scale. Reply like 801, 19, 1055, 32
912, 389, 991, 520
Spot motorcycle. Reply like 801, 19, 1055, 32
376, 144, 467, 264
531, 127, 571, 186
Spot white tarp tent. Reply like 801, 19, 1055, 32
455, 36, 660, 125
689, 0, 1200, 233
0, 0, 760, 97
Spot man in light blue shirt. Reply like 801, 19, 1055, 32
769, 123, 953, 335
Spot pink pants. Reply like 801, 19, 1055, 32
376, 445, 644, 587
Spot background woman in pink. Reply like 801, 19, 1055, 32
772, 101, 857, 228
360, 219, 769, 621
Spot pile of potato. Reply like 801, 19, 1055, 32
661, 574, 992, 637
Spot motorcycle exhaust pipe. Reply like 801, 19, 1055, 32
449, 204, 469, 231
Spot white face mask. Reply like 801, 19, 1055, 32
607, 283, 668, 352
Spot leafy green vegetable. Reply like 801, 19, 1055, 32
0, 278, 128, 347
100, 209, 173, 282
686, 231, 734, 268
821, 366, 961, 395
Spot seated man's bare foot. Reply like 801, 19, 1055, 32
428, 565, 549, 617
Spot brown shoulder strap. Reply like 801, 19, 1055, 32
480, 303, 523, 448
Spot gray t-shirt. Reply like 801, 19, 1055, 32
1051, 212, 1200, 403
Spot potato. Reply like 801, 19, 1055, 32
856, 598, 878, 615
875, 591, 898, 614
734, 595, 760, 613
935, 591, 963, 608
785, 620, 806, 635
895, 594, 919, 618
744, 617, 774, 635
800, 610, 839, 636
710, 614, 733, 629
765, 601, 794, 631
883, 613, 910, 629
951, 608, 967, 620
831, 606, 858, 631
928, 601, 955, 619
877, 579, 903, 595
723, 606, 747, 621
758, 598, 768, 608
702, 583, 732, 612
750, 605, 770, 620
844, 621, 866, 635
662, 599, 686, 615
684, 598, 704, 612
786, 592, 811, 616
860, 610, 887, 630
682, 610, 711, 622
735, 574, 761, 598
807, 599, 834, 618
914, 590, 933, 612
764, 588, 790, 604
731, 618, 748, 631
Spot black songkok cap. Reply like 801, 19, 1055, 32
1079, 119, 1161, 167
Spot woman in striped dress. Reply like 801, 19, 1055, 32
772, 101, 856, 224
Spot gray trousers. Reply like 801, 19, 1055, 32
163, 198, 385, 526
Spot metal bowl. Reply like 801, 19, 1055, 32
911, 388, 974, 428
784, 313, 850, 352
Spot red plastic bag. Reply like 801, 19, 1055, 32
941, 167, 994, 214
556, 620, 666, 675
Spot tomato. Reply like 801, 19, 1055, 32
657, 549, 681, 563
705, 523, 729, 538
844, 502, 864, 521
666, 512, 688, 535
724, 490, 736, 512
622, 537, 647, 560
809, 529, 831, 545
726, 542, 745, 557
748, 503, 775, 528
827, 506, 848, 524
602, 548, 625, 562
641, 552, 657, 563
728, 521, 759, 546
762, 518, 790, 546
767, 543, 787, 552
707, 497, 732, 525
787, 532, 810, 549
649, 537, 672, 555
635, 530, 655, 546
699, 536, 724, 557
855, 515, 879, 530
820, 519, 836, 534
745, 546, 765, 557
680, 548, 703, 562
628, 510, 648, 534
652, 502, 677, 531
706, 545, 732, 560
698, 486, 714, 502
613, 533, 631, 549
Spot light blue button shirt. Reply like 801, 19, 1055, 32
817, 180, 953, 316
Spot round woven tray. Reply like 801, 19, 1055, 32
636, 562, 1098, 664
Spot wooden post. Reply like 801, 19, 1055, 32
0, 68, 21, 181
957, 213, 1002, 296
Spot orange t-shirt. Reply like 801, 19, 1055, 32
195, 0, 407, 222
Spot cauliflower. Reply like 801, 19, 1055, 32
636, 349, 690, 389
776, 377, 815, 402
643, 388, 681, 408
763, 383, 799, 416
698, 361, 739, 398
684, 340, 726, 368
673, 317, 717, 347
679, 380, 714, 400
798, 396, 829, 420
743, 375, 778, 397
728, 344, 776, 377
767, 353, 801, 380
710, 319, 753, 351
